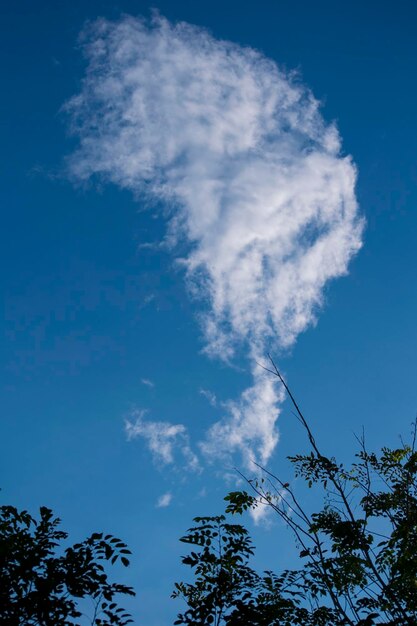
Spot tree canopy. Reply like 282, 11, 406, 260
0, 505, 134, 626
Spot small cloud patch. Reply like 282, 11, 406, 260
156, 492, 172, 508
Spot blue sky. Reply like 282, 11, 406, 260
1, 1, 417, 624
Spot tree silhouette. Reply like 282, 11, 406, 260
0, 504, 135, 625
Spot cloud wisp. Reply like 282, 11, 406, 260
199, 388, 217, 408
125, 409, 200, 472
156, 492, 173, 508
141, 378, 155, 389
67, 14, 363, 468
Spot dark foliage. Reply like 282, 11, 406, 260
173, 515, 335, 626
0, 505, 135, 625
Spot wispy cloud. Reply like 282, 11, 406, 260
67, 14, 363, 467
156, 492, 173, 508
201, 366, 285, 467
141, 378, 155, 389
199, 388, 217, 407
125, 408, 200, 471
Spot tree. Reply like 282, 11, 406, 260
0, 504, 135, 625
172, 514, 327, 625
174, 359, 417, 625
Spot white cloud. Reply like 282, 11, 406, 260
125, 408, 200, 471
141, 378, 155, 388
156, 492, 172, 508
199, 388, 217, 407
67, 14, 363, 467
201, 365, 285, 467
